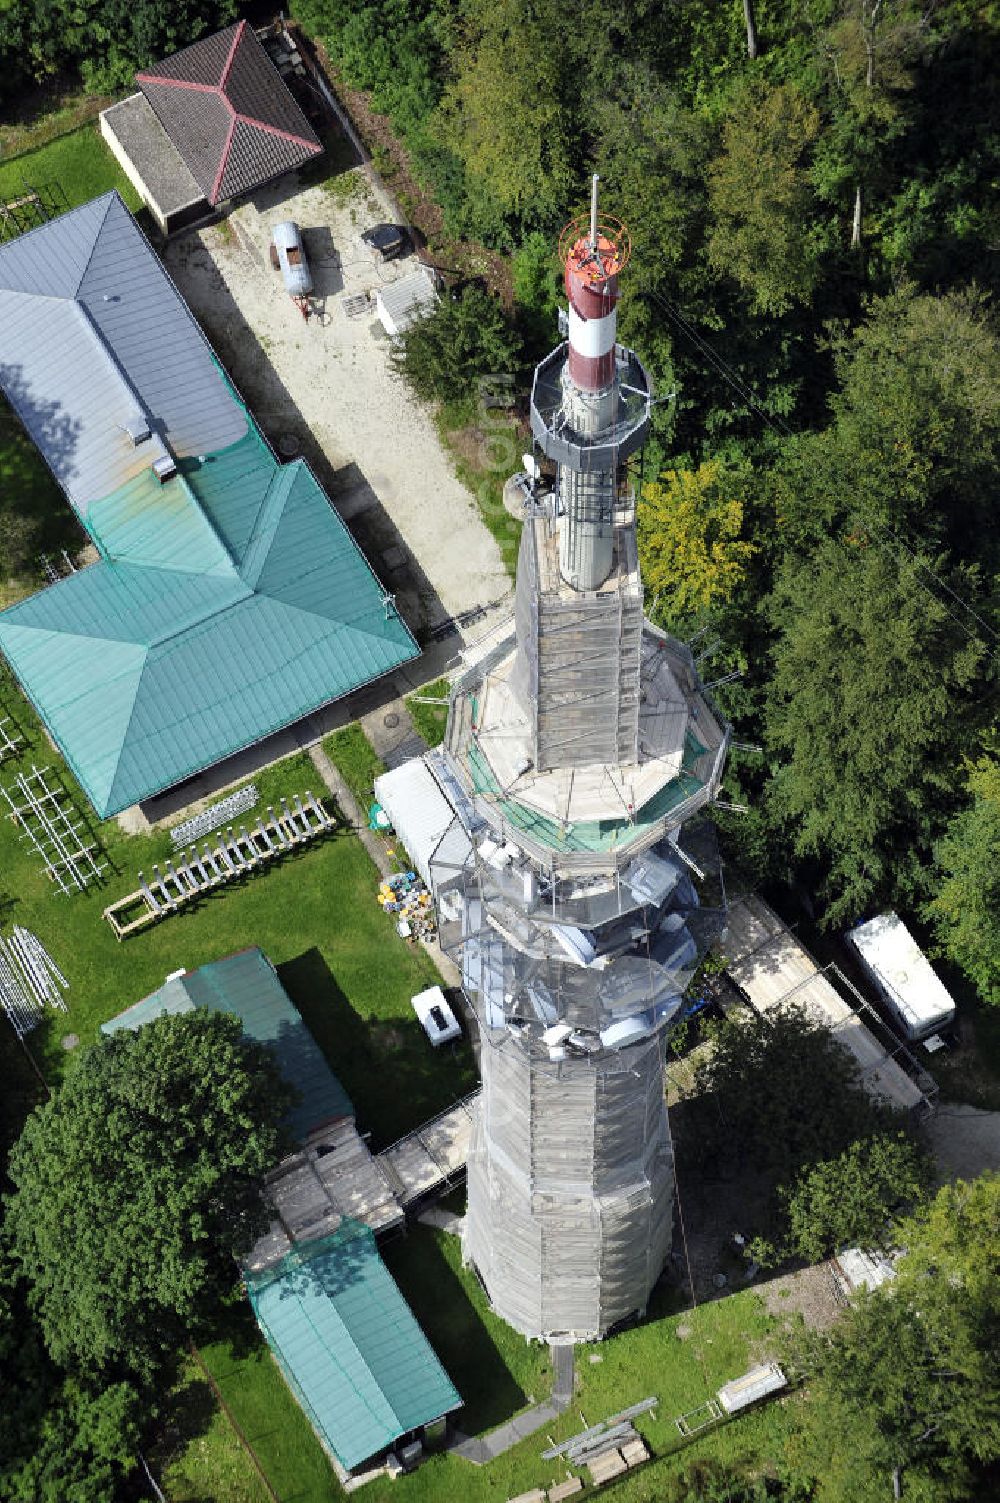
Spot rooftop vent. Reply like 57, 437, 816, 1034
123, 413, 151, 445
152, 452, 178, 484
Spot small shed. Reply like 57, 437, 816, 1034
247, 1220, 462, 1473
374, 756, 456, 887
376, 267, 439, 338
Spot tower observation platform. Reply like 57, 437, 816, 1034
423, 181, 732, 1341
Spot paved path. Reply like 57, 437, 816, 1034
449, 1345, 575, 1464
308, 744, 390, 876
926, 1102, 1000, 1183
307, 744, 460, 985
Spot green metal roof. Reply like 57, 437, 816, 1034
0, 431, 418, 815
101, 948, 353, 1140
0, 206, 419, 820
247, 1222, 462, 1471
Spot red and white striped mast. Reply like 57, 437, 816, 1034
546, 175, 635, 591
564, 173, 623, 396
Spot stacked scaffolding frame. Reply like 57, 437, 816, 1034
2, 764, 105, 893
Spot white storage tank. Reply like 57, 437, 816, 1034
271, 220, 313, 297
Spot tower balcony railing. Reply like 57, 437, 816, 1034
530, 343, 652, 470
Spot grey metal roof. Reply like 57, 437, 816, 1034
0, 191, 247, 516
376, 270, 439, 334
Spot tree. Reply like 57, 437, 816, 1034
0, 1257, 141, 1503
765, 535, 987, 925
823, 287, 1000, 568
928, 754, 1000, 1004
707, 77, 822, 316
794, 1173, 1000, 1500
781, 1132, 930, 1263
813, 0, 930, 250
0, 0, 238, 89
441, 0, 576, 234
687, 1002, 896, 1185
391, 284, 523, 404
637, 460, 755, 627
743, 0, 759, 60
4, 1012, 292, 1379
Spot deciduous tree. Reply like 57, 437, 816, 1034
688, 1003, 896, 1184
928, 754, 1000, 1005
781, 1132, 930, 1263
5, 1011, 292, 1378
392, 284, 523, 404
794, 1173, 1000, 1500
707, 77, 821, 316
765, 535, 986, 924
637, 459, 755, 626
0, 1257, 141, 1503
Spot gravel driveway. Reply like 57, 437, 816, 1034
163, 165, 512, 642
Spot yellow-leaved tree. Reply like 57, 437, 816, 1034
637, 460, 755, 624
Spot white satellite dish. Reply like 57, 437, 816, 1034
522, 453, 541, 481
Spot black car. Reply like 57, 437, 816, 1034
361, 222, 409, 260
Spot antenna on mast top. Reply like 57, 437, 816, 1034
590, 174, 599, 250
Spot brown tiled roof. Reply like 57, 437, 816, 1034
137, 21, 322, 206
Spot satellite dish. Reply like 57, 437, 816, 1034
522, 453, 541, 481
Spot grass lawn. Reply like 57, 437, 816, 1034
404, 677, 450, 748
324, 724, 386, 815
364, 1226, 804, 1503
436, 395, 523, 577
0, 122, 142, 214
0, 399, 86, 606
149, 1348, 273, 1503
0, 676, 473, 1139
161, 1222, 803, 1503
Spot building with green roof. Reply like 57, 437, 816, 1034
102, 947, 353, 1141
0, 192, 419, 817
102, 949, 462, 1471
248, 1223, 462, 1474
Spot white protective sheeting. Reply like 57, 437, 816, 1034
374, 756, 456, 888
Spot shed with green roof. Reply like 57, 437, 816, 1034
247, 1222, 462, 1472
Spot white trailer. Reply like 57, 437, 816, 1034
848, 911, 956, 1042
270, 220, 313, 315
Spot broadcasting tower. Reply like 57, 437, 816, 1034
430, 180, 730, 1341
